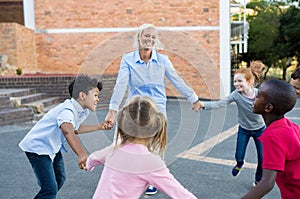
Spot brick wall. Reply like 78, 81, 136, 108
34, 1, 219, 28
0, 23, 38, 73
33, 0, 220, 99
0, 74, 75, 101
80, 31, 220, 99
0, 74, 121, 110
0, 0, 221, 100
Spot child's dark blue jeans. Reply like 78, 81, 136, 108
25, 151, 66, 199
235, 125, 265, 182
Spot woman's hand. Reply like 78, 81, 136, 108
104, 110, 116, 129
192, 99, 204, 112
99, 120, 113, 130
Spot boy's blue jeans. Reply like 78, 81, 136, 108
25, 151, 66, 199
235, 126, 265, 182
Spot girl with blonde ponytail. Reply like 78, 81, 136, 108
87, 96, 196, 199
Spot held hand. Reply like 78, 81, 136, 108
78, 153, 88, 170
99, 120, 113, 130
105, 111, 115, 129
192, 100, 204, 112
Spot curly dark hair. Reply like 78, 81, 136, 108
291, 67, 300, 80
262, 79, 297, 116
68, 74, 102, 99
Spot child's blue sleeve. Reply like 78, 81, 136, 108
57, 108, 75, 129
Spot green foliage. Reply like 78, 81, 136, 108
278, 6, 300, 56
231, 13, 240, 21
245, 1, 282, 66
241, 0, 300, 79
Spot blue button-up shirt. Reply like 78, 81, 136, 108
109, 49, 198, 115
19, 98, 89, 161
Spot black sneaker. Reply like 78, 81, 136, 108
232, 165, 243, 176
145, 185, 158, 195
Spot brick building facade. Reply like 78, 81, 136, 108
0, 0, 231, 100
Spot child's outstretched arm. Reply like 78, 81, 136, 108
61, 122, 88, 170
147, 166, 197, 199
76, 120, 113, 134
86, 145, 114, 171
241, 169, 277, 199
202, 93, 234, 110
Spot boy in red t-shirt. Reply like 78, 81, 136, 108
242, 78, 300, 199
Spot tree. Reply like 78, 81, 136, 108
242, 0, 282, 67
240, 0, 300, 80
274, 6, 300, 79
278, 6, 300, 57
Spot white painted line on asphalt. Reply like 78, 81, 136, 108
177, 125, 257, 169
178, 154, 257, 169
178, 115, 300, 167
287, 117, 300, 120
176, 105, 300, 168
178, 125, 238, 156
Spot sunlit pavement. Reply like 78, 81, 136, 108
2, 99, 299, 198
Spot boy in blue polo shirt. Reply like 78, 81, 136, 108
19, 74, 111, 199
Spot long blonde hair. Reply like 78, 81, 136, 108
133, 24, 164, 50
116, 96, 167, 155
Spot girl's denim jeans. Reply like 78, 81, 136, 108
25, 151, 66, 199
235, 125, 265, 182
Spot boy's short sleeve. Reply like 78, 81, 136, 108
57, 108, 75, 128
261, 134, 286, 171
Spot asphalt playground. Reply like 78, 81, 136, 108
2, 98, 300, 199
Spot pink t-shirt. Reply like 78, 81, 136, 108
87, 143, 197, 199
260, 117, 300, 199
